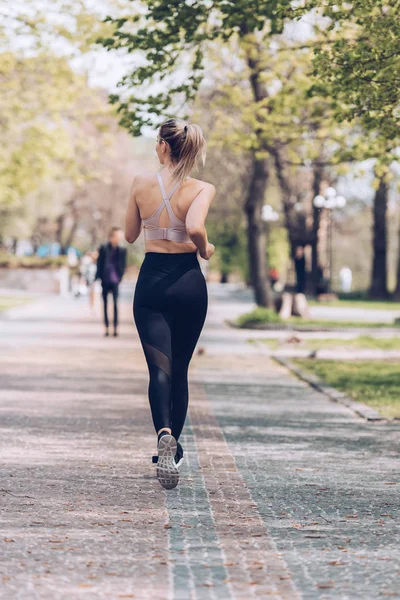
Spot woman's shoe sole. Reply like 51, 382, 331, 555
156, 434, 179, 490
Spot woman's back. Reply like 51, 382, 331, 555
135, 171, 209, 254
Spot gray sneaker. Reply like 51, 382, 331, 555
155, 433, 179, 490
152, 440, 184, 468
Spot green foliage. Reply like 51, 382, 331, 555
0, 50, 121, 242
267, 225, 290, 275
258, 335, 400, 351
0, 0, 131, 250
100, 1, 365, 167
0, 0, 112, 54
0, 0, 121, 221
0, 53, 80, 208
310, 297, 400, 311
0, 295, 34, 312
0, 253, 68, 269
236, 312, 397, 329
207, 221, 247, 279
207, 40, 372, 167
98, 0, 292, 133
288, 0, 400, 146
236, 307, 282, 327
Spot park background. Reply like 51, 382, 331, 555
1, 2, 400, 598
1, 0, 400, 420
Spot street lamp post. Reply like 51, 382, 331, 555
313, 188, 346, 292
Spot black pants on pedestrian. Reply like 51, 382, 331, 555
133, 252, 208, 441
102, 282, 119, 329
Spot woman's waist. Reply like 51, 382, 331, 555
145, 237, 196, 252
140, 249, 199, 271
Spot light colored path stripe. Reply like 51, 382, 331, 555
189, 380, 301, 600
166, 422, 232, 600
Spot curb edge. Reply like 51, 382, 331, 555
272, 355, 385, 422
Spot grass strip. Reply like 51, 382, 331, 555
0, 296, 34, 312
253, 335, 400, 351
294, 359, 400, 420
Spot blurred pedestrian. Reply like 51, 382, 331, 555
125, 118, 215, 490
339, 266, 353, 293
81, 250, 99, 310
95, 227, 127, 337
268, 266, 279, 290
294, 245, 306, 294
67, 247, 79, 267
316, 263, 329, 296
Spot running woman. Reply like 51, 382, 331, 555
124, 118, 215, 490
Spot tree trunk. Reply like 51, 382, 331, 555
311, 165, 323, 295
55, 214, 65, 253
244, 154, 273, 308
241, 34, 273, 308
393, 223, 400, 300
62, 196, 81, 253
271, 149, 296, 253
369, 176, 389, 299
64, 219, 79, 251
90, 226, 98, 250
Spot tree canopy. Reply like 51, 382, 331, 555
288, 0, 400, 144
0, 0, 130, 246
0, 0, 110, 53
99, 0, 290, 134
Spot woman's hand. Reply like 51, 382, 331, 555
200, 243, 215, 260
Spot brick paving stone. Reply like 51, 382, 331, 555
166, 422, 231, 600
0, 286, 399, 599
189, 381, 300, 600
193, 354, 400, 600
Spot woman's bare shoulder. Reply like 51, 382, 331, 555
187, 177, 215, 192
131, 172, 156, 188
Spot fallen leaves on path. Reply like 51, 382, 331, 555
317, 581, 335, 589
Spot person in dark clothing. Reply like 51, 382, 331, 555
95, 227, 127, 337
294, 245, 306, 294
316, 263, 329, 296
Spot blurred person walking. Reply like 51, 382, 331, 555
95, 227, 127, 337
339, 265, 353, 294
125, 118, 215, 490
294, 245, 307, 294
81, 250, 99, 311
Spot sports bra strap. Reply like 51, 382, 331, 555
156, 172, 180, 203
155, 172, 183, 226
142, 172, 192, 243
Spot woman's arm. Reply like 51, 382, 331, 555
125, 176, 142, 244
185, 183, 216, 257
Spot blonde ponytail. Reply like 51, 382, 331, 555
158, 118, 207, 185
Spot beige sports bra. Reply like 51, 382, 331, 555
142, 173, 191, 243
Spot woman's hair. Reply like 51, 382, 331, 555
158, 118, 207, 185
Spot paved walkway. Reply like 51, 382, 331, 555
0, 284, 399, 599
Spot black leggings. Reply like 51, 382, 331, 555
133, 252, 208, 441
102, 282, 119, 328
